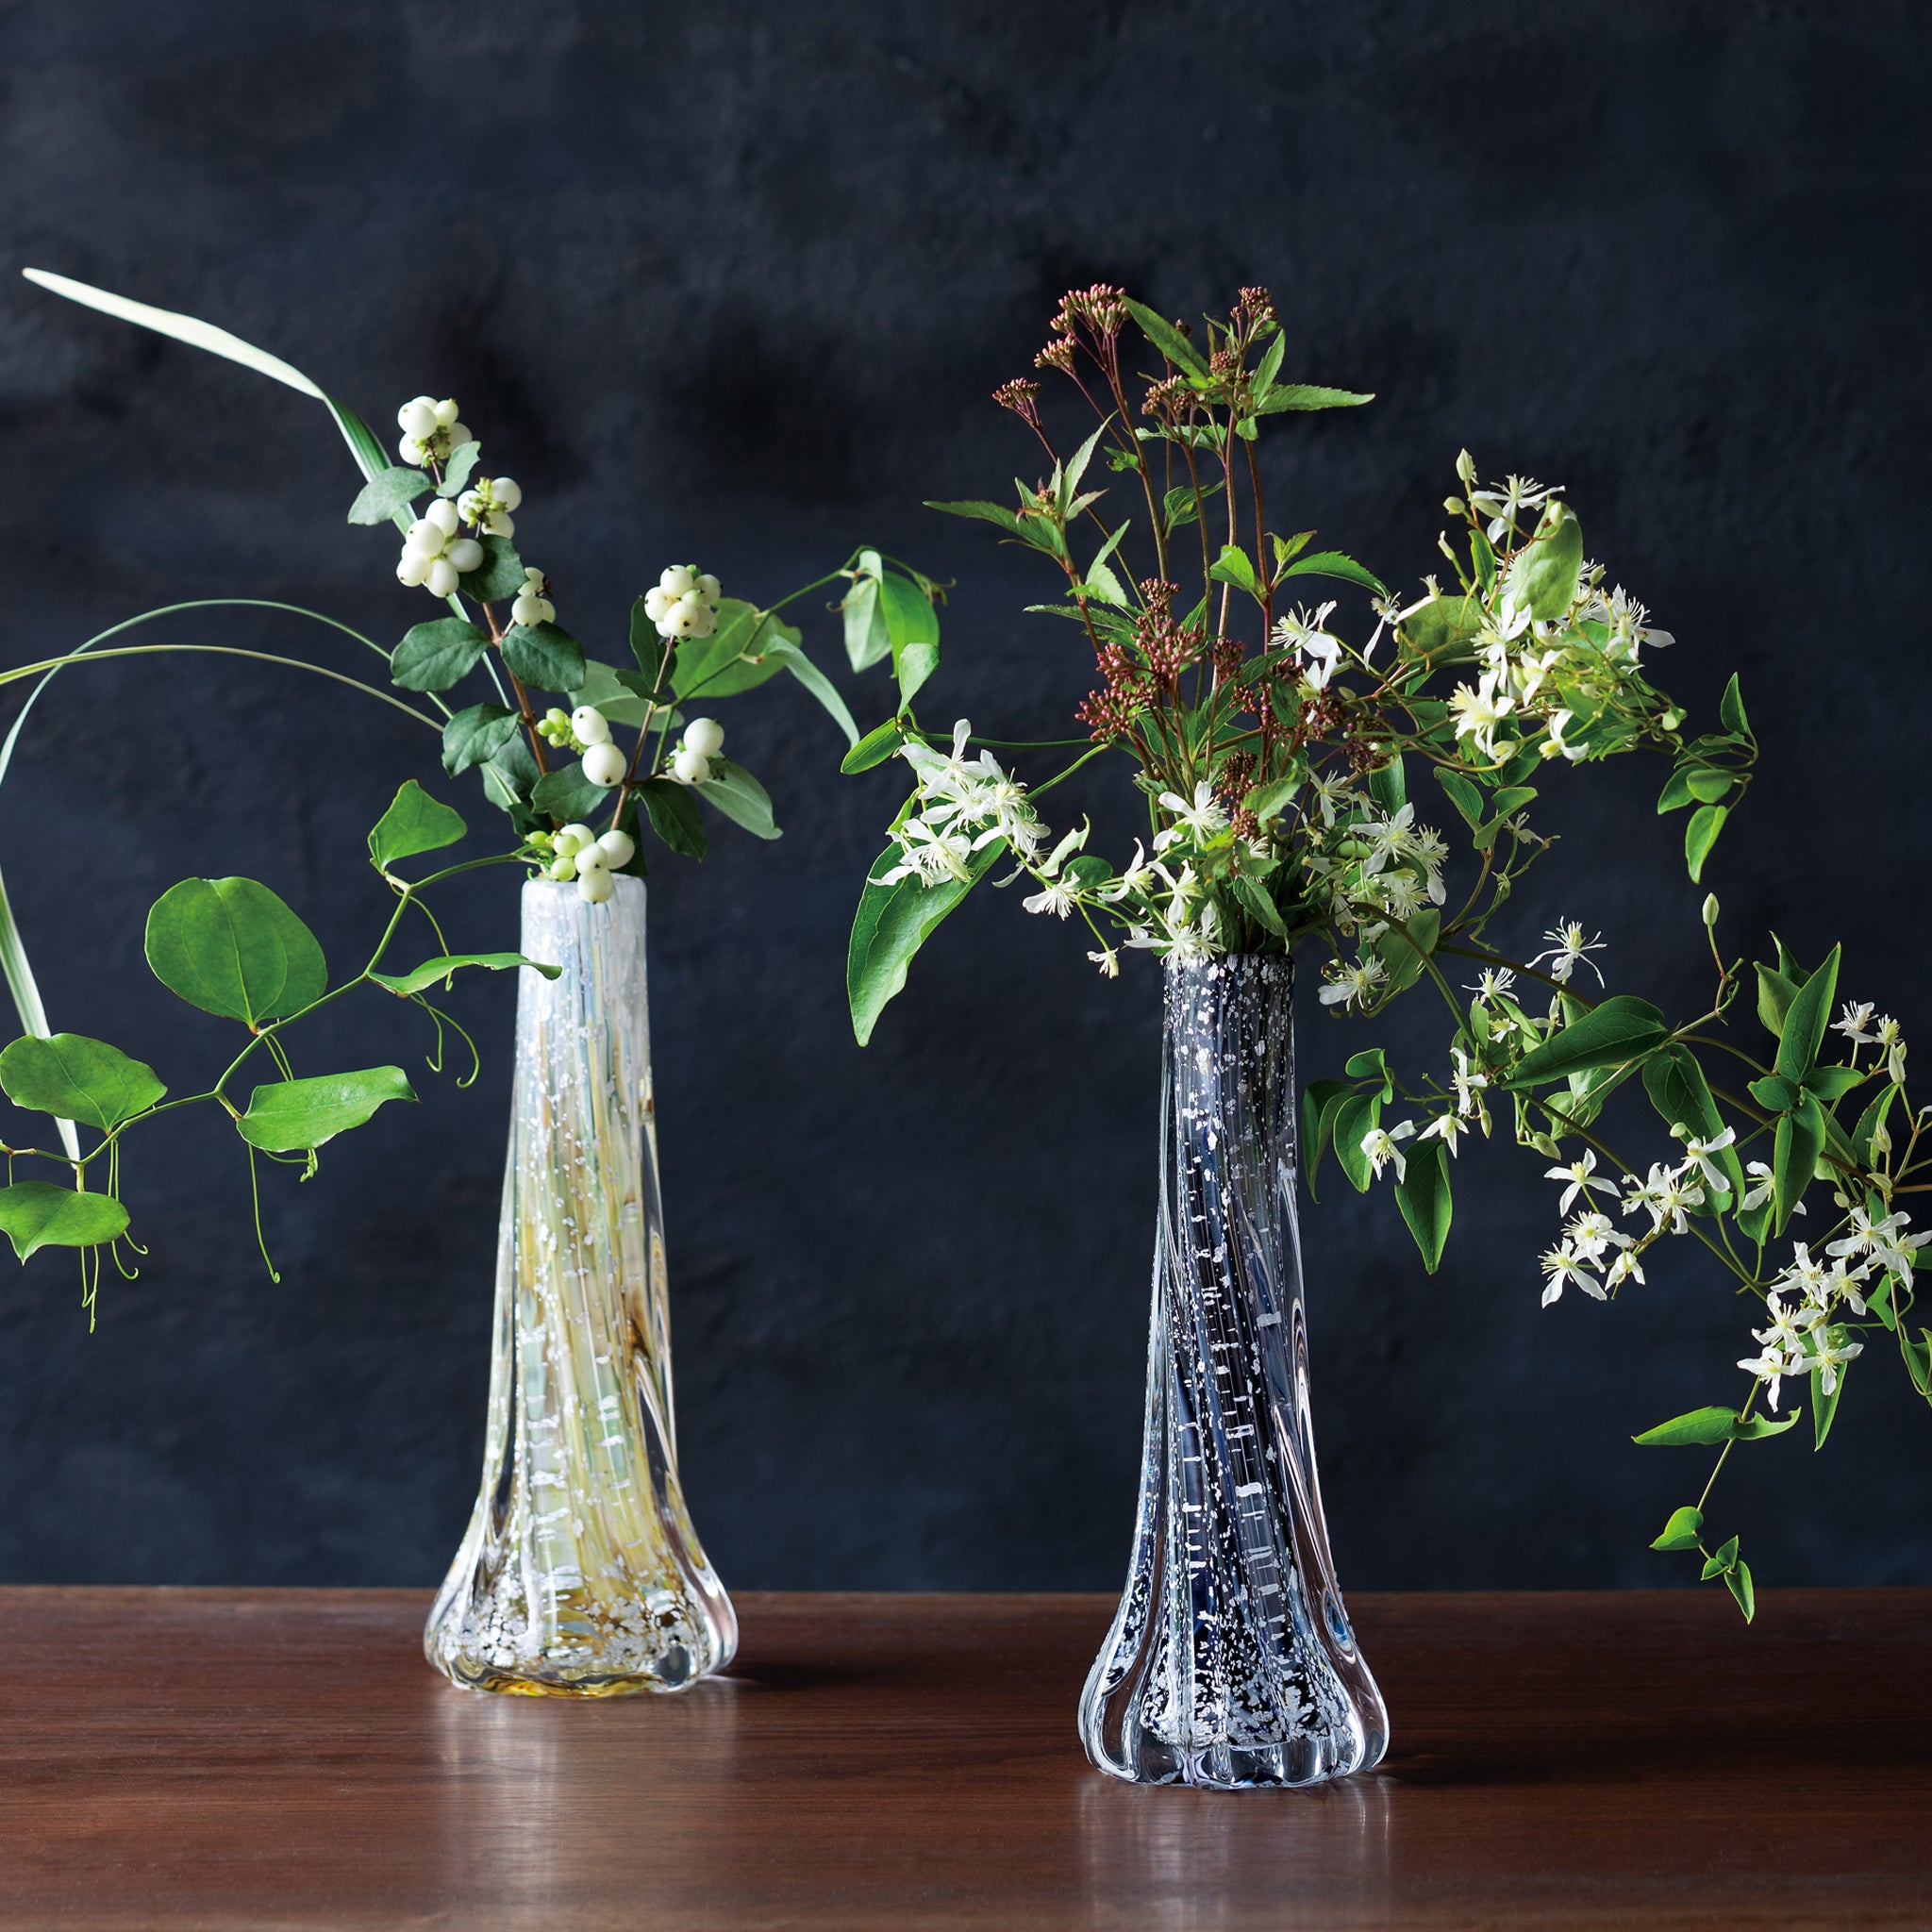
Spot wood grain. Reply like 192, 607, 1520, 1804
0, 1588, 1925, 1927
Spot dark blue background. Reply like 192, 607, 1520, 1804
0, 0, 1925, 1591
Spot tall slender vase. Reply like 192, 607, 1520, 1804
425, 874, 737, 1696
1079, 955, 1388, 1787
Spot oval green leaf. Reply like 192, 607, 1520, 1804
368, 780, 468, 873
235, 1065, 417, 1152
0, 1181, 129, 1261
144, 877, 327, 1026
0, 1034, 165, 1132
1507, 995, 1667, 1088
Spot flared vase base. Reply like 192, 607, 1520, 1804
1088, 1724, 1385, 1790
429, 1657, 707, 1698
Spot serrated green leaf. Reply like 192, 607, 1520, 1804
347, 468, 430, 525
0, 1181, 128, 1260
1123, 298, 1208, 376
234, 1065, 416, 1152
1255, 382, 1375, 413
1209, 544, 1259, 595
501, 621, 586, 693
0, 1034, 165, 1132
368, 781, 467, 873
391, 619, 492, 693
1279, 549, 1388, 596
144, 877, 327, 1026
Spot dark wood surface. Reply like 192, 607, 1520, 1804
1, 1588, 1926, 1928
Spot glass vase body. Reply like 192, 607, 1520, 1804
1079, 954, 1389, 1787
425, 874, 736, 1696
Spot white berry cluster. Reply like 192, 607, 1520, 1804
534, 822, 637, 904
396, 498, 484, 598
456, 475, 521, 538
644, 565, 722, 640
672, 716, 724, 785
569, 705, 628, 789
396, 395, 472, 468
511, 567, 554, 627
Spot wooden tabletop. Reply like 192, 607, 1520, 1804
1, 1587, 1925, 1928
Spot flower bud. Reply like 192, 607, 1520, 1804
671, 745, 710, 785
571, 706, 612, 747
397, 397, 439, 440
683, 717, 724, 758
1702, 893, 1720, 928
582, 741, 627, 788
1456, 448, 1477, 487
596, 829, 636, 870
577, 865, 617, 905
1443, 496, 1465, 516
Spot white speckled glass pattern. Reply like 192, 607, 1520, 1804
425, 875, 736, 1695
1079, 956, 1389, 1786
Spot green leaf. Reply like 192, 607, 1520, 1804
144, 877, 327, 1026
1330, 1091, 1381, 1193
1376, 908, 1440, 995
880, 571, 941, 709
530, 764, 611, 825
1123, 298, 1208, 377
1231, 873, 1286, 938
501, 622, 586, 693
1748, 1073, 1800, 1112
1394, 1136, 1453, 1273
0, 1181, 128, 1260
1812, 1359, 1845, 1450
1701, 1536, 1740, 1580
672, 599, 793, 700
391, 619, 491, 693
635, 777, 708, 859
1802, 1064, 1863, 1104
1300, 1077, 1351, 1191
347, 468, 430, 525
458, 534, 526, 603
1650, 1506, 1705, 1552
842, 720, 908, 774
368, 780, 467, 873
1209, 544, 1259, 595
1504, 502, 1584, 622
1507, 996, 1668, 1088
1774, 942, 1840, 1084
1757, 963, 1800, 1039
567, 659, 656, 731
841, 550, 891, 672
372, 953, 559, 997
696, 758, 780, 840
1685, 803, 1728, 883
0, 1034, 165, 1132
1642, 1045, 1744, 1192
1435, 768, 1486, 829
1719, 673, 1751, 738
1254, 382, 1375, 413
1684, 769, 1732, 804
489, 734, 540, 808
1344, 1046, 1393, 1097
441, 704, 522, 777
437, 441, 481, 497
1403, 591, 1483, 657
1657, 768, 1698, 813
1279, 549, 1388, 595
1852, 1084, 1899, 1167
234, 1065, 417, 1152
1724, 1558, 1756, 1623
629, 599, 667, 690
1773, 1093, 1825, 1235
764, 638, 859, 746
848, 830, 1004, 1045
1631, 1406, 1798, 1446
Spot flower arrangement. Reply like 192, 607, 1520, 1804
844, 282, 1932, 1616
0, 272, 889, 1312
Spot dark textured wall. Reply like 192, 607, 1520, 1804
0, 0, 1926, 1593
